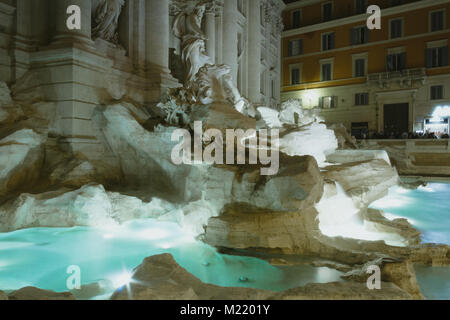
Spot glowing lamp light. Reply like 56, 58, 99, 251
431, 105, 450, 121
303, 90, 319, 108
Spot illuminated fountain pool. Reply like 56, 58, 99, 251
371, 182, 450, 300
1, 182, 449, 300
0, 219, 342, 299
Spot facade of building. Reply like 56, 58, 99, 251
281, 0, 450, 137
0, 0, 284, 159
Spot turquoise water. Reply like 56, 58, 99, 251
370, 183, 450, 245
414, 265, 450, 300
1, 181, 449, 300
0, 219, 342, 299
371, 182, 450, 300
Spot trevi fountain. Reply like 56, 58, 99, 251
0, 0, 448, 301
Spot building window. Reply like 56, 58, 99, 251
354, 59, 366, 77
351, 26, 369, 45
355, 93, 369, 105
426, 46, 449, 68
290, 65, 301, 85
430, 10, 445, 32
386, 52, 406, 71
319, 96, 337, 109
321, 63, 332, 81
355, 0, 367, 14
288, 39, 303, 56
322, 2, 333, 22
292, 10, 301, 28
322, 32, 335, 51
431, 85, 444, 100
390, 19, 403, 39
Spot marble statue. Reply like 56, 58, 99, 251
173, 3, 212, 84
92, 0, 125, 45
172, 1, 254, 117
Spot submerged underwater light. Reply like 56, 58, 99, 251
110, 270, 134, 289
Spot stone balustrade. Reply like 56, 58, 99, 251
359, 139, 450, 176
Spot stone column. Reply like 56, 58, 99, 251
133, 0, 146, 72
51, 0, 93, 46
145, 0, 179, 102
146, 0, 170, 74
248, 0, 261, 104
204, 9, 216, 63
215, 8, 223, 64
222, 0, 238, 83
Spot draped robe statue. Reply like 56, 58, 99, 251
172, 3, 254, 116
92, 0, 125, 45
173, 4, 212, 84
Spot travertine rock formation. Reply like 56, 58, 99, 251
0, 78, 447, 301
7, 287, 74, 300
205, 205, 320, 253
0, 129, 45, 197
323, 159, 399, 208
0, 184, 176, 232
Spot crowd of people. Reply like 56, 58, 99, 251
360, 131, 449, 140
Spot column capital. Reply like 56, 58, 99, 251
262, 1, 285, 34
205, 0, 223, 15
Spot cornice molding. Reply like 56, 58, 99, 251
0, 2, 16, 15
283, 0, 450, 37
283, 28, 450, 61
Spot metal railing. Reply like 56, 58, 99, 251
367, 68, 426, 87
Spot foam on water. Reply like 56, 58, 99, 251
370, 183, 450, 245
316, 183, 406, 247
371, 182, 450, 300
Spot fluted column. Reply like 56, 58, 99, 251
145, 0, 180, 102
248, 0, 261, 104
215, 9, 223, 64
51, 0, 93, 46
204, 9, 216, 63
133, 0, 146, 71
146, 0, 170, 73
222, 0, 238, 83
